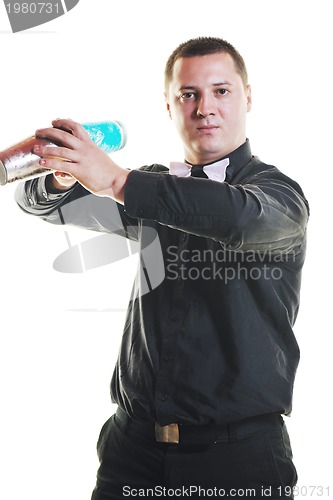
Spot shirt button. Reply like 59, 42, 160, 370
161, 394, 169, 401
163, 355, 174, 362
137, 208, 144, 217
175, 215, 183, 225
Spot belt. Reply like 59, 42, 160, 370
115, 407, 282, 446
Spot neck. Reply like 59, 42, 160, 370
185, 139, 247, 166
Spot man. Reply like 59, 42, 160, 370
16, 37, 309, 499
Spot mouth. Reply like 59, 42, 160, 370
197, 125, 219, 133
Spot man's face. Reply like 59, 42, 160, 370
165, 52, 252, 165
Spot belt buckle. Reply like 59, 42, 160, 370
155, 422, 179, 444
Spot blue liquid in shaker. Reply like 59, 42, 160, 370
82, 121, 127, 154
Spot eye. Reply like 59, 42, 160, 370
179, 92, 197, 101
216, 88, 229, 96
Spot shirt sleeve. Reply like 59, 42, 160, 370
15, 174, 140, 241
123, 165, 309, 253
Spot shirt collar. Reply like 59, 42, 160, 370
184, 139, 252, 183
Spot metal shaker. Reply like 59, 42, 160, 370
0, 136, 55, 186
0, 120, 127, 186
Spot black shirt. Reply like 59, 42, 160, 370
15, 140, 309, 426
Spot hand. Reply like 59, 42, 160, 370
34, 118, 130, 203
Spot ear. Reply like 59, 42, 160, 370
165, 92, 172, 119
246, 84, 252, 112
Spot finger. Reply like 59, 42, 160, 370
35, 126, 80, 149
51, 118, 90, 141
39, 157, 78, 177
33, 144, 78, 162
53, 171, 77, 187
54, 171, 74, 180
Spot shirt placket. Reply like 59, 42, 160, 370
155, 228, 189, 424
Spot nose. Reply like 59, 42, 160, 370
196, 93, 215, 117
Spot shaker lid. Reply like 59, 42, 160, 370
0, 160, 7, 186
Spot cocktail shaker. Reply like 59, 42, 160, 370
0, 120, 127, 186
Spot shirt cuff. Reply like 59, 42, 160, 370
124, 169, 161, 219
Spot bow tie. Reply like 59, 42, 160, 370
169, 158, 229, 183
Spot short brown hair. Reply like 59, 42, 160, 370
164, 36, 248, 90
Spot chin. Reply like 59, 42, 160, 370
197, 145, 226, 159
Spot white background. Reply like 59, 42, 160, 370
0, 0, 331, 498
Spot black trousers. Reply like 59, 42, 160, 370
91, 410, 297, 500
